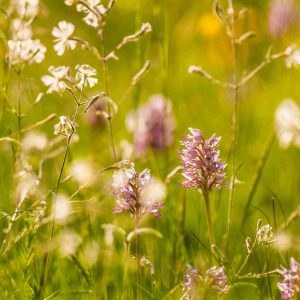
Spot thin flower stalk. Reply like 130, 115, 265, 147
99, 23, 117, 161
38, 83, 85, 298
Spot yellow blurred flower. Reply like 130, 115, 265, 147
197, 13, 222, 38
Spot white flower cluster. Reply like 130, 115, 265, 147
7, 0, 46, 66
41, 64, 98, 94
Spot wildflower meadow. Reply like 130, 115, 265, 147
1, 0, 300, 299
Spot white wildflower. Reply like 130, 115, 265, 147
53, 194, 71, 224
273, 232, 292, 251
69, 159, 95, 186
275, 99, 300, 149
22, 130, 48, 152
82, 240, 100, 267
7, 39, 46, 65
75, 64, 98, 88
52, 21, 76, 56
58, 230, 81, 256
41, 66, 69, 94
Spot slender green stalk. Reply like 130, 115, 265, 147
17, 73, 21, 139
38, 135, 71, 298
122, 243, 130, 300
237, 238, 257, 275
133, 0, 142, 109
135, 214, 141, 300
99, 27, 117, 161
226, 0, 238, 254
203, 190, 215, 248
241, 132, 275, 227
38, 89, 83, 298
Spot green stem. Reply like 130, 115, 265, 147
38, 95, 82, 298
122, 242, 130, 300
203, 190, 215, 248
135, 215, 140, 300
99, 27, 117, 161
241, 132, 275, 228
226, 0, 238, 255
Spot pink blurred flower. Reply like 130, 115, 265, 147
268, 0, 299, 38
126, 94, 175, 157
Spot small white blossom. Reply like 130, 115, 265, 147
54, 116, 74, 136
58, 230, 81, 256
275, 99, 300, 149
69, 159, 95, 186
22, 130, 48, 152
7, 39, 46, 65
41, 66, 70, 94
53, 194, 71, 224
52, 21, 76, 56
75, 64, 98, 88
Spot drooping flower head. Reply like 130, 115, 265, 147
277, 257, 300, 299
126, 94, 175, 157
182, 264, 229, 299
275, 99, 300, 149
179, 128, 226, 193
111, 161, 165, 220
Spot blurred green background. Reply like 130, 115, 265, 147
1, 0, 300, 299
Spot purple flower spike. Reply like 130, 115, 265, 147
179, 128, 226, 193
277, 257, 300, 299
